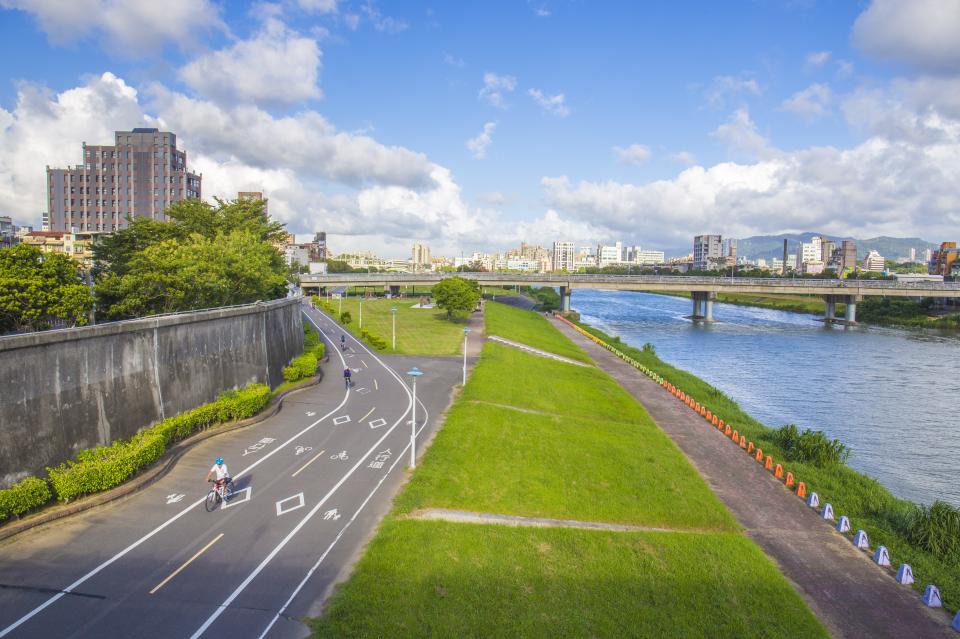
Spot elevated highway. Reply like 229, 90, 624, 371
300, 273, 960, 324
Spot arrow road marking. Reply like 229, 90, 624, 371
322, 509, 341, 521
166, 494, 185, 505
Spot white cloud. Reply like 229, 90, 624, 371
781, 83, 833, 121
298, 0, 339, 12
853, 0, 960, 73
443, 53, 465, 68
672, 151, 698, 165
343, 13, 360, 30
710, 108, 774, 160
528, 1, 551, 17
805, 50, 832, 68
0, 0, 223, 56
360, 1, 408, 33
528, 89, 570, 117
477, 191, 506, 206
178, 18, 322, 106
478, 73, 517, 109
466, 122, 497, 159
613, 144, 651, 165
836, 60, 855, 78
704, 74, 762, 108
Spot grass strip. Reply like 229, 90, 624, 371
312, 520, 828, 639
573, 320, 960, 613
484, 301, 591, 362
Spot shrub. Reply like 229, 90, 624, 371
340, 310, 352, 324
360, 329, 388, 351
642, 342, 656, 355
283, 327, 325, 382
0, 476, 52, 521
46, 383, 271, 502
772, 424, 850, 467
907, 500, 960, 563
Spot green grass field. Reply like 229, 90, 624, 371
484, 301, 591, 362
320, 297, 467, 356
310, 305, 828, 637
312, 521, 827, 639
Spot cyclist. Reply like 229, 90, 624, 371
205, 457, 233, 498
343, 367, 352, 389
340, 334, 346, 350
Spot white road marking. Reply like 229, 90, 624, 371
368, 418, 387, 430
358, 406, 375, 422
275, 494, 305, 517
0, 310, 353, 639
332, 415, 351, 425
294, 445, 312, 456
305, 411, 316, 417
166, 494, 185, 504
322, 509, 341, 521
360, 359, 368, 368
356, 387, 371, 395
221, 487, 251, 510
330, 451, 349, 461
374, 379, 379, 390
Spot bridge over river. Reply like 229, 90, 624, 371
300, 273, 960, 324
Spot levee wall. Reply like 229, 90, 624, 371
0, 298, 303, 488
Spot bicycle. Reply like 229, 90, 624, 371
205, 478, 233, 512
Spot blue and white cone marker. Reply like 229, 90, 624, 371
922, 584, 942, 608
853, 529, 869, 549
822, 503, 834, 521
836, 515, 851, 533
896, 563, 914, 586
873, 546, 890, 567
807, 492, 819, 508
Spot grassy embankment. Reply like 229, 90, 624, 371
311, 301, 828, 638
315, 296, 467, 356
573, 321, 960, 614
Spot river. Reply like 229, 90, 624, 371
573, 289, 960, 508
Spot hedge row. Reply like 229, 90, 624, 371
283, 327, 325, 382
360, 329, 388, 351
0, 383, 272, 521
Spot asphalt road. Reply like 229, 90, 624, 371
0, 301, 463, 639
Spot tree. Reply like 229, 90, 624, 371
432, 277, 480, 319
0, 244, 93, 334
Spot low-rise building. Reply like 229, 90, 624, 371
862, 250, 885, 272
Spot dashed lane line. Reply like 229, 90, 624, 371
149, 534, 224, 595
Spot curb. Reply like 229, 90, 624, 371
0, 370, 324, 544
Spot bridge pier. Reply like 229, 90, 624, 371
560, 286, 572, 313
844, 296, 858, 324
823, 295, 837, 323
389, 285, 401, 297
690, 292, 715, 323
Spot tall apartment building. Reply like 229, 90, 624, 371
46, 128, 201, 233
693, 234, 722, 270
552, 241, 575, 272
412, 242, 431, 270
819, 237, 835, 264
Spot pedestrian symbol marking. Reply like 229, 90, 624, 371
323, 509, 341, 521
368, 418, 387, 430
166, 493, 185, 504
276, 493, 305, 517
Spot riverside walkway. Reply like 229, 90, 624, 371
551, 317, 954, 639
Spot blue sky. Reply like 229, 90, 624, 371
1, 0, 958, 257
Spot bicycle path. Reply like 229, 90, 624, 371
0, 302, 462, 639
552, 316, 955, 639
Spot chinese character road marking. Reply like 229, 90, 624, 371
368, 448, 392, 469
242, 437, 276, 457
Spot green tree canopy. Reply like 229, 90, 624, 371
0, 244, 93, 334
431, 277, 481, 319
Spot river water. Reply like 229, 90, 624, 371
573, 289, 960, 508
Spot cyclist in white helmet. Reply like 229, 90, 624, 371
205, 457, 233, 497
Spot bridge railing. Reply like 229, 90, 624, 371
300, 272, 960, 292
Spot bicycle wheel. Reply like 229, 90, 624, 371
204, 489, 220, 512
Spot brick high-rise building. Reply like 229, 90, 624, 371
46, 128, 202, 233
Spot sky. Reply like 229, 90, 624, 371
0, 0, 958, 258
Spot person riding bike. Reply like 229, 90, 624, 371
340, 334, 346, 350
344, 367, 353, 388
205, 457, 233, 497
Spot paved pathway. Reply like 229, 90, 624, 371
486, 335, 592, 367
552, 317, 955, 639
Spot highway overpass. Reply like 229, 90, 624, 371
300, 273, 960, 324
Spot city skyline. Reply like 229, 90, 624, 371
1, 1, 958, 257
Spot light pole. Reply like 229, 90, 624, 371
359, 296, 363, 330
462, 327, 471, 385
338, 293, 342, 317
391, 306, 397, 350
406, 367, 423, 468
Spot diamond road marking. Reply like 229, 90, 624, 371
275, 492, 305, 517
221, 487, 251, 510
333, 415, 351, 425
368, 418, 387, 430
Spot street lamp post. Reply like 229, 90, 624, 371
391, 306, 397, 350
462, 327, 471, 385
406, 367, 423, 468
338, 293, 342, 317
359, 296, 363, 330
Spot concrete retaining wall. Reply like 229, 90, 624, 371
0, 298, 303, 488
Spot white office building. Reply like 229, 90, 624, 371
863, 250, 885, 272
552, 241, 575, 272
597, 242, 623, 267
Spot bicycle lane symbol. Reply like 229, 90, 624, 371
295, 445, 313, 456
330, 451, 348, 461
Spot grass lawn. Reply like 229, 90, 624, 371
322, 297, 468, 356
312, 520, 828, 639
394, 400, 738, 530
484, 301, 591, 362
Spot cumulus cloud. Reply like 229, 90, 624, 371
466, 122, 497, 159
298, 0, 339, 12
478, 72, 517, 109
613, 144, 651, 165
710, 108, 775, 160
360, 1, 408, 33
178, 18, 322, 106
781, 83, 833, 121
805, 50, 832, 69
477, 191, 506, 206
853, 0, 960, 73
703, 74, 762, 108
672, 151, 698, 165
528, 89, 570, 117
0, 0, 223, 56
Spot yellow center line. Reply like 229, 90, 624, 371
291, 449, 326, 478
149, 533, 224, 595
358, 406, 376, 423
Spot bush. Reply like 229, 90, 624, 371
642, 342, 656, 355
46, 383, 271, 502
772, 424, 850, 467
360, 329, 388, 351
283, 326, 325, 382
0, 477, 52, 521
907, 500, 960, 563
340, 310, 352, 324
